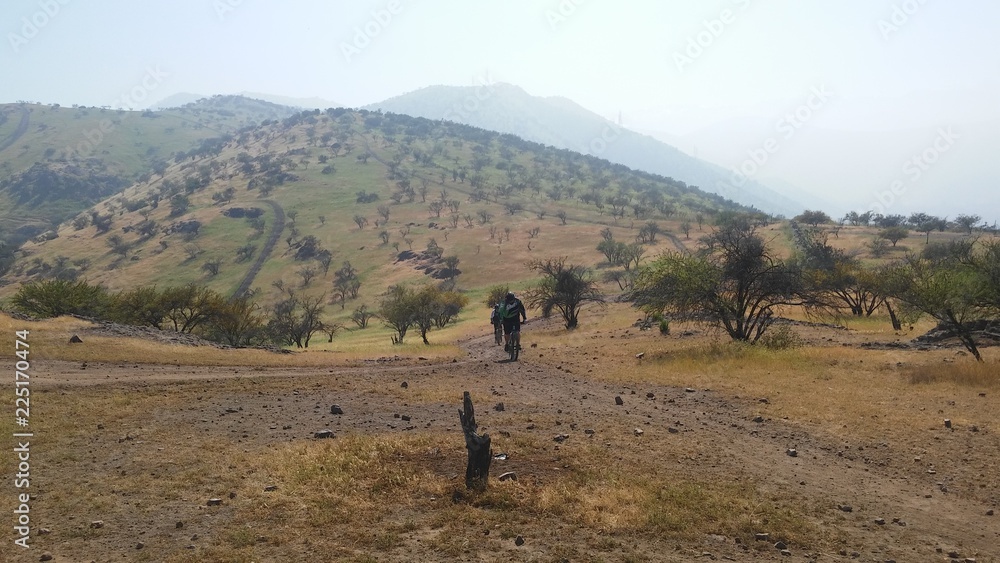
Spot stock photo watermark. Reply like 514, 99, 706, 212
214, 0, 247, 21
442, 73, 497, 123
878, 0, 931, 41
868, 126, 957, 214
340, 0, 404, 64
545, 0, 586, 31
8, 0, 71, 53
730, 84, 834, 187
12, 329, 33, 549
672, 0, 752, 72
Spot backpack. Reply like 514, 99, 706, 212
497, 302, 509, 320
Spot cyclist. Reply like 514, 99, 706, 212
490, 302, 503, 346
498, 291, 527, 352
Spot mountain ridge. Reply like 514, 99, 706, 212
366, 83, 807, 217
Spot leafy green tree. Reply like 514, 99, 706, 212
794, 210, 832, 227
108, 285, 167, 328
628, 220, 804, 342
379, 285, 417, 344
411, 285, 469, 344
11, 279, 109, 318
209, 295, 266, 347
878, 226, 909, 247
882, 256, 992, 361
159, 285, 224, 333
524, 258, 605, 329
266, 294, 327, 348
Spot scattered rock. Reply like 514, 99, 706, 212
264, 485, 278, 492
206, 498, 223, 506
69, 334, 83, 343
90, 520, 104, 528
780, 549, 791, 556
786, 448, 798, 457
634, 428, 644, 436
498, 472, 517, 481
314, 430, 334, 439
494, 402, 505, 412
40, 553, 53, 562
754, 533, 770, 541
400, 381, 408, 388
584, 429, 595, 435
668, 427, 679, 434
330, 405, 344, 415
136, 542, 145, 549
515, 535, 525, 546
685, 387, 696, 393
176, 521, 184, 528
753, 416, 764, 423
874, 517, 885, 525
401, 415, 411, 422
774, 540, 787, 550
944, 419, 952, 429
837, 504, 853, 512
553, 434, 569, 443
615, 396, 624, 405
987, 509, 994, 516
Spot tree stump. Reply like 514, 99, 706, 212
458, 391, 491, 490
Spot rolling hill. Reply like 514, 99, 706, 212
366, 83, 806, 217
0, 96, 299, 243
1, 107, 757, 324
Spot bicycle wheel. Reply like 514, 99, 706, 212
510, 331, 520, 361
494, 324, 503, 346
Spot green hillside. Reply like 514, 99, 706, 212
1, 108, 755, 325
0, 96, 298, 241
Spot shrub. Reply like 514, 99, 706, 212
759, 324, 803, 350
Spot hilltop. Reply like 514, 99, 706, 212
367, 83, 806, 216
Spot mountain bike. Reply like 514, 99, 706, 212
494, 322, 503, 346
508, 329, 520, 361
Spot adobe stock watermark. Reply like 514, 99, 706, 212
442, 73, 497, 123
580, 121, 623, 158
672, 0, 752, 72
340, 0, 404, 64
64, 65, 170, 157
878, 0, 931, 41
730, 84, 834, 188
8, 0, 72, 54
545, 0, 586, 31
214, 0, 248, 21
868, 126, 958, 215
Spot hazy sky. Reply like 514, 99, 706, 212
3, 0, 998, 221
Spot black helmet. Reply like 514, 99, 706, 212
505, 291, 515, 302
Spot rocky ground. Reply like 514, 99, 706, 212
17, 321, 1000, 562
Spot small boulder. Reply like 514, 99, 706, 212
330, 405, 344, 415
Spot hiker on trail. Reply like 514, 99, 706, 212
498, 291, 527, 352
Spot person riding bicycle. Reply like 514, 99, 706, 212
498, 291, 527, 352
490, 302, 503, 346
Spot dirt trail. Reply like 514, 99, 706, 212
32, 329, 1000, 562
231, 199, 285, 297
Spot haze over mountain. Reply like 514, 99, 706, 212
367, 83, 808, 217
4, 2, 997, 223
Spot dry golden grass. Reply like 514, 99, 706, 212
526, 302, 1000, 443
0, 311, 462, 366
8, 298, 1000, 561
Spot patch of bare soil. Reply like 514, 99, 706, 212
19, 321, 1000, 562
